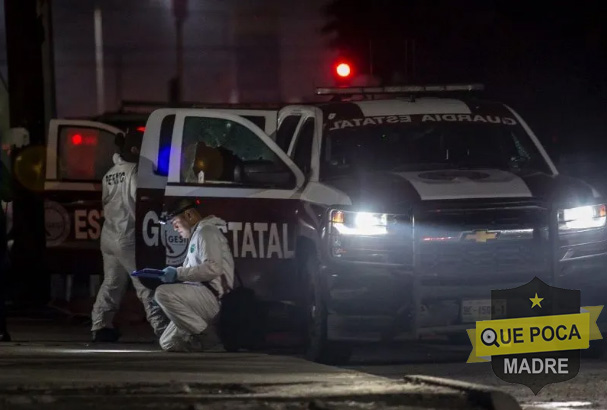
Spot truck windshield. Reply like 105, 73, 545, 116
320, 117, 552, 180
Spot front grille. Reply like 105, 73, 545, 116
414, 200, 551, 277
419, 240, 549, 276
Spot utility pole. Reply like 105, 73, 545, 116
115, 51, 123, 109
4, 0, 52, 306
40, 1, 56, 127
228, 10, 239, 103
94, 2, 105, 114
171, 0, 188, 103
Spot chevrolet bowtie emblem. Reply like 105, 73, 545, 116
464, 230, 498, 243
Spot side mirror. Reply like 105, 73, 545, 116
241, 160, 294, 188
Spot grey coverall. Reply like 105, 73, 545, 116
155, 216, 235, 352
91, 153, 168, 335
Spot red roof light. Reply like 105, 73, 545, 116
336, 62, 352, 78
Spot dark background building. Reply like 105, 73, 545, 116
0, 0, 338, 119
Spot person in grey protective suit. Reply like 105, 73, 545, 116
154, 198, 235, 352
91, 130, 168, 342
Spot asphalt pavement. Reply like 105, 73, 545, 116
344, 343, 607, 410
0, 318, 519, 410
3, 316, 606, 409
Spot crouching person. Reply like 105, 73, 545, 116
155, 198, 234, 352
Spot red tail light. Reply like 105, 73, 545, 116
71, 134, 83, 145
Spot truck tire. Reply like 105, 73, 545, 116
302, 252, 352, 365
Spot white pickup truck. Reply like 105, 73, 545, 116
45, 85, 607, 363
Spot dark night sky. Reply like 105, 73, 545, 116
321, 0, 607, 147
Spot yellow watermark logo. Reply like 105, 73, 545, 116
466, 277, 604, 394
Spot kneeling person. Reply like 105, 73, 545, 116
156, 198, 234, 352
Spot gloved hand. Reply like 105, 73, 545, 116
161, 266, 178, 283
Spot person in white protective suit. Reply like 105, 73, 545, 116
154, 198, 235, 352
91, 130, 168, 342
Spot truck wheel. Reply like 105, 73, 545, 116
302, 253, 352, 365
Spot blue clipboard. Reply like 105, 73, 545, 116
131, 268, 165, 279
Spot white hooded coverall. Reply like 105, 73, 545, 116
91, 153, 168, 335
155, 216, 235, 352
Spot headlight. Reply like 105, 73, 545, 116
558, 204, 606, 231
330, 210, 388, 236
327, 209, 411, 264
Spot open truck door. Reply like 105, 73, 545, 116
44, 119, 125, 302
135, 108, 288, 267
136, 108, 305, 305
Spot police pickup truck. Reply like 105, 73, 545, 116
46, 85, 607, 364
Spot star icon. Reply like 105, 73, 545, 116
530, 293, 544, 308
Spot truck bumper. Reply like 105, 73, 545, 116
322, 252, 607, 343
